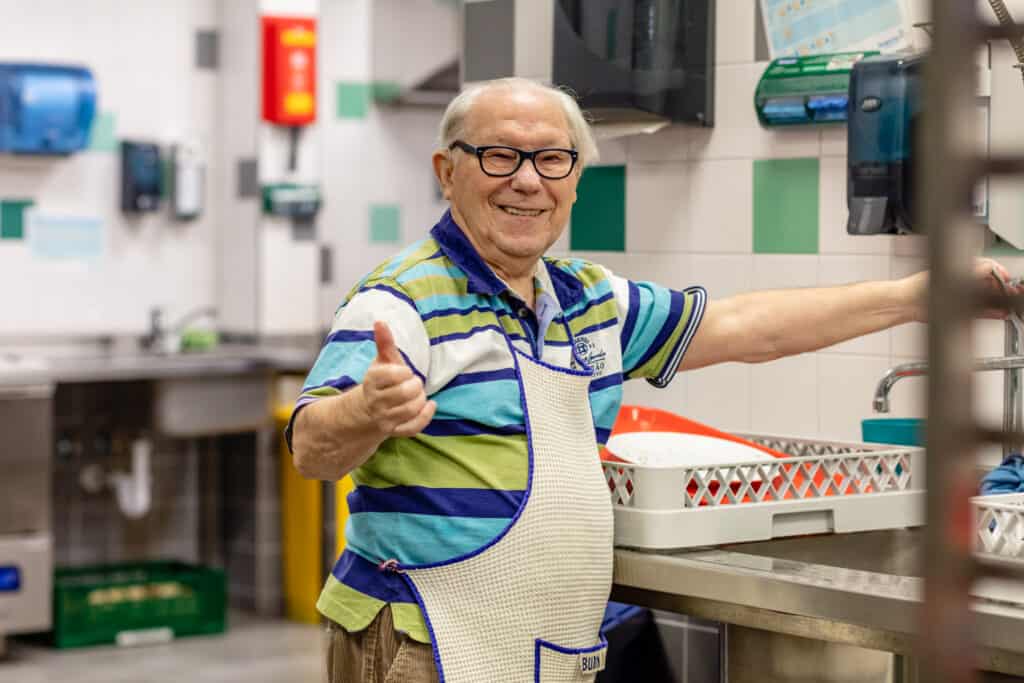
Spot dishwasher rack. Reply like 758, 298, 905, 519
602, 435, 925, 549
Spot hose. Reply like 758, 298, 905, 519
988, 0, 1024, 85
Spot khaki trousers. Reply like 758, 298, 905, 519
324, 606, 439, 683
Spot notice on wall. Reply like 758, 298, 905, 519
27, 211, 104, 262
760, 0, 910, 58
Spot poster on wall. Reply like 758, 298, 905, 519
760, 0, 910, 58
27, 211, 104, 262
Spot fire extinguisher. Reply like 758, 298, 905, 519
261, 15, 317, 171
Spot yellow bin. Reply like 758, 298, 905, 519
276, 406, 354, 624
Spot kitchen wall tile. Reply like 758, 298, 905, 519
595, 137, 628, 166
893, 235, 928, 258
571, 166, 626, 251
618, 252, 695, 292
752, 255, 818, 291
750, 353, 819, 437
818, 255, 891, 355
688, 159, 753, 253
818, 156, 894, 255
0, 200, 33, 240
715, 0, 756, 65
820, 126, 848, 157
753, 158, 820, 254
689, 254, 753, 300
625, 162, 690, 254
622, 375, 689, 416
689, 64, 821, 161
818, 354, 896, 442
369, 203, 401, 243
88, 111, 118, 152
683, 363, 752, 432
336, 81, 371, 119
626, 125, 691, 163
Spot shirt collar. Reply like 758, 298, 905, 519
429, 209, 583, 309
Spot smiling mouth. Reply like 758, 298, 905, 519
497, 205, 545, 217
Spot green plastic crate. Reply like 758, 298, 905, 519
52, 561, 226, 649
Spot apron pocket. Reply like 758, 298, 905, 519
534, 637, 608, 682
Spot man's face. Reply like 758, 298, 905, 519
433, 88, 580, 276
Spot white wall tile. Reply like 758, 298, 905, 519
752, 255, 818, 291
622, 375, 688, 417
689, 254, 754, 300
615, 252, 695, 291
626, 126, 691, 163
817, 255, 892, 355
594, 137, 628, 166
819, 156, 894, 255
682, 363, 752, 432
715, 0, 756, 65
687, 160, 753, 253
750, 354, 819, 438
818, 354, 896, 442
820, 126, 848, 157
625, 162, 691, 253
689, 64, 820, 161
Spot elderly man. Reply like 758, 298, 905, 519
289, 77, 1010, 683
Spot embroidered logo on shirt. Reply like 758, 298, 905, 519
573, 335, 607, 375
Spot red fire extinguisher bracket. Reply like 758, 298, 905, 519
261, 16, 317, 126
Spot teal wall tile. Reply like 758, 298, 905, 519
1, 199, 34, 240
372, 81, 402, 104
570, 166, 626, 252
88, 112, 117, 152
753, 158, 820, 254
369, 204, 401, 243
336, 82, 371, 119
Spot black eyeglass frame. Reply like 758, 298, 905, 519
448, 140, 579, 180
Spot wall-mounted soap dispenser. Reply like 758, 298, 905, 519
120, 141, 162, 213
462, 0, 714, 129
846, 51, 924, 235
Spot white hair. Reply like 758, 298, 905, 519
437, 77, 600, 172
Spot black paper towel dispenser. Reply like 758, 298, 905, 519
846, 51, 924, 235
463, 0, 714, 127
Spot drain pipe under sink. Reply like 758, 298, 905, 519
108, 438, 153, 519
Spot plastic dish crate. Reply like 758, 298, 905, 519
51, 560, 226, 649
973, 492, 1024, 561
602, 433, 926, 549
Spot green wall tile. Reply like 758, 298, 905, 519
1, 199, 34, 240
753, 158, 820, 254
336, 82, 371, 119
88, 112, 117, 152
370, 204, 401, 243
372, 81, 402, 104
570, 166, 626, 252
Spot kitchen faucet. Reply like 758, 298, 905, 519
873, 320, 1024, 457
139, 305, 218, 353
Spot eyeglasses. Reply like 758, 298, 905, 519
449, 140, 578, 180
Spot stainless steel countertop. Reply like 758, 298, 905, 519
612, 529, 1024, 672
0, 344, 317, 385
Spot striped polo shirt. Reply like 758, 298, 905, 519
291, 210, 706, 642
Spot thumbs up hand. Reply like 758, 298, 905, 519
361, 321, 436, 438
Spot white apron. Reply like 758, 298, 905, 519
397, 346, 614, 682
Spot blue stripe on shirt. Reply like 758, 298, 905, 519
346, 513, 511, 565
631, 289, 686, 373
331, 549, 418, 603
421, 419, 526, 437
432, 379, 522, 426
347, 485, 524, 518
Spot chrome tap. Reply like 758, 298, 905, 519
873, 322, 1024, 456
139, 305, 218, 353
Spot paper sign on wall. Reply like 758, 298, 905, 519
27, 211, 104, 261
760, 0, 910, 58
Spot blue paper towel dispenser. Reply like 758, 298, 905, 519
846, 52, 924, 235
0, 63, 97, 155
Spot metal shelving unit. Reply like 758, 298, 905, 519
923, 2, 1024, 682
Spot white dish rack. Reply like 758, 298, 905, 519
601, 433, 927, 549
974, 492, 1024, 561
